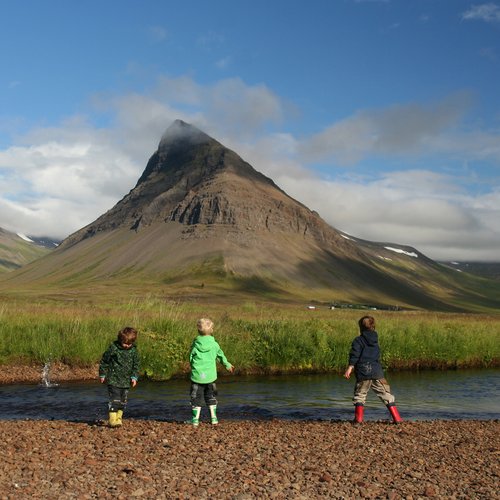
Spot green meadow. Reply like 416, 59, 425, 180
0, 298, 498, 380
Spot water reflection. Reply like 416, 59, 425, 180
0, 369, 498, 422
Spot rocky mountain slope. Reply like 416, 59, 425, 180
61, 120, 359, 260
2, 120, 500, 311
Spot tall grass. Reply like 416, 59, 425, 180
380, 315, 499, 369
0, 300, 498, 379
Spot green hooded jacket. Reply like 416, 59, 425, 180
189, 335, 232, 384
99, 341, 140, 388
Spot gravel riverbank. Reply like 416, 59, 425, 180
0, 419, 498, 499
0, 363, 97, 385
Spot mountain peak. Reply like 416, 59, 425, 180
60, 120, 345, 252
158, 119, 213, 150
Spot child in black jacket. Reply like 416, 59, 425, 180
344, 315, 402, 424
99, 327, 140, 427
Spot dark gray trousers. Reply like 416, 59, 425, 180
190, 382, 217, 407
107, 385, 129, 412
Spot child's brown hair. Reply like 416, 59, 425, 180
118, 327, 138, 345
358, 315, 376, 332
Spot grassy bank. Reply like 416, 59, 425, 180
0, 299, 498, 379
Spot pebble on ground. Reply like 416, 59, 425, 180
0, 419, 498, 499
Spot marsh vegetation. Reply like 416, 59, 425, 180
0, 297, 498, 380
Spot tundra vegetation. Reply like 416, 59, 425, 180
0, 297, 498, 380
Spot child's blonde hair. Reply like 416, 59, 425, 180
197, 318, 214, 335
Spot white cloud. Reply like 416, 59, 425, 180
462, 3, 500, 23
0, 121, 140, 238
128, 76, 285, 140
205, 78, 285, 138
274, 170, 500, 261
0, 76, 499, 261
298, 93, 474, 164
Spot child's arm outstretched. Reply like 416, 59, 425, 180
216, 345, 235, 373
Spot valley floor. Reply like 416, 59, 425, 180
0, 419, 497, 499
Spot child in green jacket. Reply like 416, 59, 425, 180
99, 327, 140, 427
188, 318, 234, 426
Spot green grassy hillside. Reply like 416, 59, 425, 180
1, 222, 500, 313
0, 229, 52, 273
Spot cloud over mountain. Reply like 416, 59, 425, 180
0, 76, 499, 261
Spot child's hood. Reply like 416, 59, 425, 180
192, 335, 216, 352
361, 330, 379, 347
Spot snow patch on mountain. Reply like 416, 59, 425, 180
384, 246, 418, 258
340, 234, 355, 241
17, 233, 34, 243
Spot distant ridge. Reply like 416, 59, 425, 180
0, 227, 53, 273
2, 120, 500, 312
441, 261, 500, 281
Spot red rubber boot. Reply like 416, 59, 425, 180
387, 404, 403, 424
354, 403, 364, 424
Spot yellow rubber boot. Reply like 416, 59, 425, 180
108, 411, 121, 427
116, 410, 124, 426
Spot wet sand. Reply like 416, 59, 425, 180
0, 419, 498, 499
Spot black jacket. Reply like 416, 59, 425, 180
348, 329, 385, 381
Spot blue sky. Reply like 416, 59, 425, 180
0, 0, 499, 261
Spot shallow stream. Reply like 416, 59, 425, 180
0, 369, 498, 422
